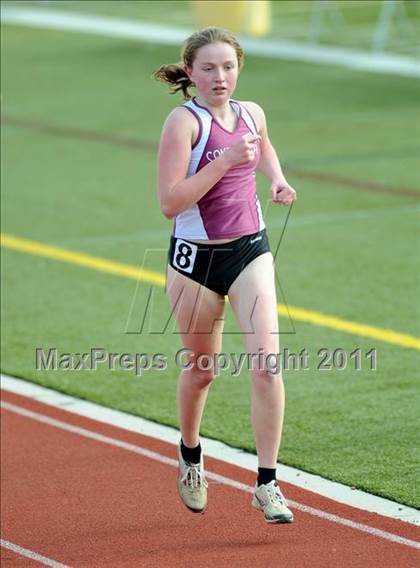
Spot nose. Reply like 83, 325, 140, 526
214, 67, 225, 82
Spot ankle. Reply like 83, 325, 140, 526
180, 438, 202, 464
257, 467, 276, 486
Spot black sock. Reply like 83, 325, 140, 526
257, 467, 277, 486
181, 439, 201, 464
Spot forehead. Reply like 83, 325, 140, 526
194, 41, 237, 64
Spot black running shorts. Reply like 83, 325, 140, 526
168, 229, 270, 296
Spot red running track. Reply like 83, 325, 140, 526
1, 390, 419, 567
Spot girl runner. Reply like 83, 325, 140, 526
153, 27, 296, 523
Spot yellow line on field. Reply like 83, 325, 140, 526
2, 233, 419, 351
277, 304, 420, 350
1, 233, 166, 287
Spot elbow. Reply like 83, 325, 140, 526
163, 210, 175, 221
160, 202, 176, 220
159, 187, 177, 219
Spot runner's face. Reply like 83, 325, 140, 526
186, 42, 239, 104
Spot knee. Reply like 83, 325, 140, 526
187, 359, 216, 389
251, 369, 283, 389
188, 366, 216, 388
181, 352, 218, 388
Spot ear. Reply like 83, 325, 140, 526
183, 65, 193, 80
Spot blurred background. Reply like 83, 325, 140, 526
1, 1, 419, 508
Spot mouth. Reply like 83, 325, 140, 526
213, 88, 227, 94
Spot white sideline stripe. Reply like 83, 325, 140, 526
2, 399, 420, 551
1, 375, 419, 527
51, 203, 420, 247
1, 6, 419, 78
0, 539, 69, 568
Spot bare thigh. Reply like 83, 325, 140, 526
227, 252, 279, 360
166, 265, 226, 359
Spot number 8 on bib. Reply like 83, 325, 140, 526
172, 239, 198, 274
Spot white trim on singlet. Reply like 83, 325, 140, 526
173, 99, 211, 239
173, 203, 208, 240
239, 102, 265, 233
184, 100, 212, 178
241, 103, 265, 232
237, 101, 258, 136
256, 194, 266, 231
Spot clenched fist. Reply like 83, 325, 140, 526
271, 181, 297, 206
223, 133, 261, 167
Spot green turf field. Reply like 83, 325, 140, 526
1, 2, 420, 507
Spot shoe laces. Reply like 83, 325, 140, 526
181, 463, 207, 491
266, 481, 286, 506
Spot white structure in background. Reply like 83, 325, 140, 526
372, 0, 416, 52
1, 2, 419, 77
308, 0, 417, 53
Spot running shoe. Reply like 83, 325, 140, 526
252, 480, 294, 523
177, 441, 208, 513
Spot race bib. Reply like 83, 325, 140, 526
172, 239, 198, 274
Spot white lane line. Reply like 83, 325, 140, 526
1, 6, 419, 78
2, 400, 419, 550
0, 539, 70, 568
2, 375, 418, 526
46, 203, 420, 247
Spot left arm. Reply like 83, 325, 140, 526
243, 101, 297, 206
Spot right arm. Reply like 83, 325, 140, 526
157, 108, 260, 219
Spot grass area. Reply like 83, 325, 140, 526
1, 9, 420, 508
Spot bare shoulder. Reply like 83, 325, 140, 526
163, 105, 195, 127
239, 100, 266, 132
161, 105, 199, 146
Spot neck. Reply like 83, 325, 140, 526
195, 95, 232, 116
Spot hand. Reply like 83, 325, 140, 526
271, 181, 297, 206
223, 133, 261, 167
